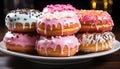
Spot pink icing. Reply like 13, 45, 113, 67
43, 4, 76, 13
37, 16, 80, 35
3, 31, 38, 47
38, 4, 80, 35
36, 35, 80, 56
78, 10, 114, 31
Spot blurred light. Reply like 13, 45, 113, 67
104, 0, 108, 10
91, 0, 96, 9
109, 0, 113, 5
91, 0, 113, 14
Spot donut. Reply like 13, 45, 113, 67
36, 35, 80, 57
37, 4, 81, 36
5, 9, 41, 32
76, 32, 115, 52
3, 31, 38, 53
76, 10, 114, 33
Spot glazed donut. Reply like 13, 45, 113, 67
36, 35, 80, 57
3, 31, 38, 53
37, 4, 81, 36
76, 32, 115, 52
5, 9, 41, 32
77, 10, 114, 33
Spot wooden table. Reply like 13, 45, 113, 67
0, 26, 120, 69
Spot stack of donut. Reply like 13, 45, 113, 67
76, 10, 115, 52
2, 4, 116, 57
36, 4, 81, 57
3, 9, 41, 53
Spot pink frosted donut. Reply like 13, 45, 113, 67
36, 35, 80, 57
3, 31, 38, 53
42, 4, 76, 13
77, 10, 114, 33
37, 4, 81, 36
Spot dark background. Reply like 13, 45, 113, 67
0, 0, 120, 29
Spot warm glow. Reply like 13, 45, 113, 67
109, 0, 113, 5
92, 0, 96, 9
104, 0, 108, 9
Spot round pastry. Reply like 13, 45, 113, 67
37, 4, 81, 36
77, 10, 114, 33
76, 32, 115, 52
36, 35, 80, 57
3, 31, 38, 53
5, 9, 41, 32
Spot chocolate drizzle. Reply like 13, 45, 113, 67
16, 35, 19, 38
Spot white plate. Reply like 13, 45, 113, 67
0, 40, 120, 65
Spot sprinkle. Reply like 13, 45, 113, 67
17, 18, 20, 20
51, 36, 54, 39
10, 19, 13, 22
14, 19, 16, 21
24, 18, 27, 20
78, 43, 80, 45
58, 36, 61, 38
15, 14, 17, 17
29, 16, 31, 18
7, 16, 10, 18
51, 39, 55, 43
11, 37, 13, 39
16, 35, 19, 38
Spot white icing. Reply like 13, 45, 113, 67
80, 32, 115, 51
37, 11, 80, 35
41, 11, 77, 19
36, 35, 79, 56
4, 31, 15, 38
5, 9, 41, 29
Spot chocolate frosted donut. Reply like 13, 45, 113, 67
5, 9, 41, 32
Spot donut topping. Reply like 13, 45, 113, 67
36, 35, 79, 56
5, 9, 41, 30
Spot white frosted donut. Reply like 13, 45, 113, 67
76, 32, 115, 52
5, 9, 41, 32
